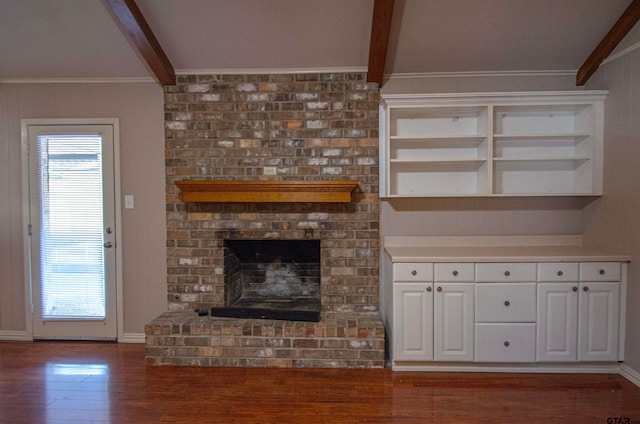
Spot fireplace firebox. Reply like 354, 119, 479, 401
211, 239, 321, 322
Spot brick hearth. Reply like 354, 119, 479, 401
146, 311, 384, 368
145, 72, 384, 368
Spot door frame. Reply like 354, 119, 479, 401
21, 118, 123, 341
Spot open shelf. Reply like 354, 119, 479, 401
380, 91, 606, 198
493, 160, 593, 195
389, 161, 489, 196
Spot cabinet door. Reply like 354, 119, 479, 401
578, 282, 620, 361
434, 282, 474, 361
392, 283, 434, 361
536, 283, 578, 362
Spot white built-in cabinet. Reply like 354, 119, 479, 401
389, 259, 626, 369
433, 264, 474, 361
380, 91, 607, 197
475, 263, 537, 363
392, 263, 433, 360
537, 262, 621, 362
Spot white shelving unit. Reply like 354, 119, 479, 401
380, 92, 607, 197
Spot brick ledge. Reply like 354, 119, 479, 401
145, 311, 385, 368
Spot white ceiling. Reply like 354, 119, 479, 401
0, 0, 635, 82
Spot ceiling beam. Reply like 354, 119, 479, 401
104, 0, 176, 86
576, 0, 640, 86
367, 0, 395, 85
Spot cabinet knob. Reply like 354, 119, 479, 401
557, 270, 563, 276
504, 341, 510, 347
452, 270, 459, 276
411, 270, 417, 276
426, 286, 432, 292
437, 286, 443, 292
573, 286, 578, 292
504, 300, 510, 307
599, 269, 605, 275
583, 286, 589, 292
504, 270, 511, 277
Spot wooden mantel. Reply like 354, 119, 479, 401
175, 180, 359, 203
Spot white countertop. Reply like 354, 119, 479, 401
384, 236, 631, 263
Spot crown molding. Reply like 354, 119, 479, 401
385, 70, 577, 80
175, 67, 368, 76
0, 77, 156, 84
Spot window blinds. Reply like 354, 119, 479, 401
37, 135, 106, 319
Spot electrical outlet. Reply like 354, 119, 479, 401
263, 167, 277, 175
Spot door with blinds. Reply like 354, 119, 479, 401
26, 120, 118, 340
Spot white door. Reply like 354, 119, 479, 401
434, 282, 474, 361
392, 282, 433, 361
536, 282, 578, 361
578, 282, 620, 361
25, 121, 119, 340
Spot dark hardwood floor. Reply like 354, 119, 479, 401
1, 341, 639, 423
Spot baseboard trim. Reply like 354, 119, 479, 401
0, 331, 32, 341
119, 333, 146, 343
619, 364, 640, 388
392, 362, 621, 374
0, 331, 146, 343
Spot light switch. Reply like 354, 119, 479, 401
124, 195, 134, 209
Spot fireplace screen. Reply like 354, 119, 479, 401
211, 239, 321, 322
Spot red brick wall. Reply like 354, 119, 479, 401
164, 73, 380, 314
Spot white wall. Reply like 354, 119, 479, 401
583, 33, 640, 374
0, 82, 167, 338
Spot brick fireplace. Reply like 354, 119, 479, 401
212, 238, 322, 322
145, 72, 384, 368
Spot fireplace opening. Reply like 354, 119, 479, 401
211, 239, 321, 322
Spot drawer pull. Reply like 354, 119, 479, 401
504, 270, 511, 277
504, 300, 510, 307
557, 270, 563, 276
573, 286, 578, 292
599, 269, 605, 275
583, 286, 589, 292
411, 270, 417, 276
426, 286, 432, 292
504, 341, 510, 347
437, 286, 442, 293
452, 270, 459, 276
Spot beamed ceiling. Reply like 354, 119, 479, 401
0, 0, 639, 86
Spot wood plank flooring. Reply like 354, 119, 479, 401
1, 341, 640, 423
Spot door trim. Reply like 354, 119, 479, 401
21, 118, 123, 341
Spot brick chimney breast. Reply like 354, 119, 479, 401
151, 73, 385, 368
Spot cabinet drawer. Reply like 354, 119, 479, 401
475, 283, 536, 322
580, 262, 621, 281
434, 263, 474, 282
475, 263, 536, 282
475, 323, 536, 362
394, 263, 433, 282
538, 263, 579, 282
